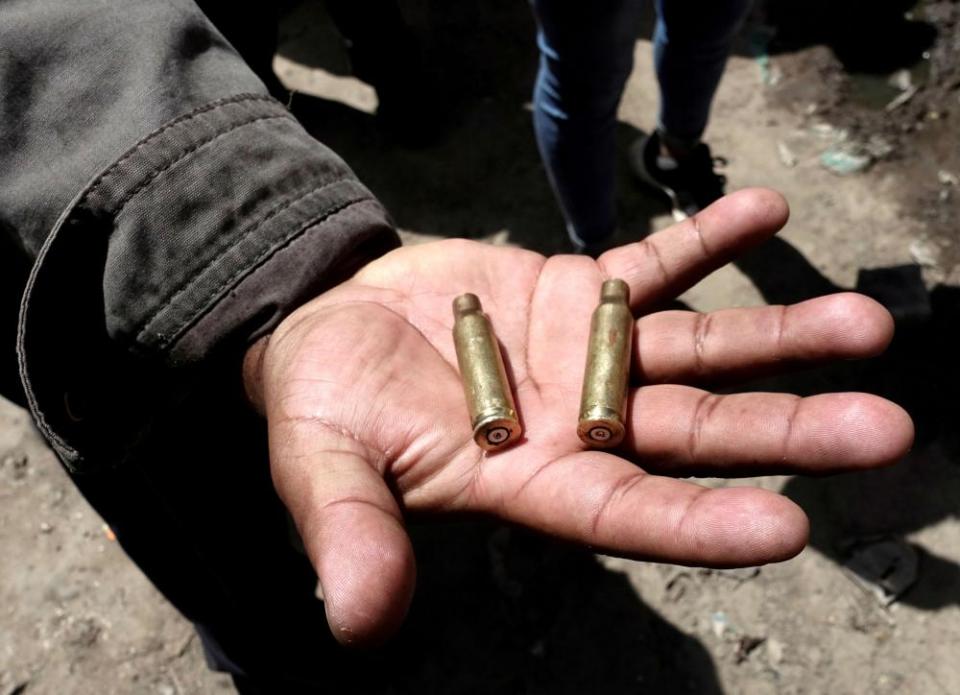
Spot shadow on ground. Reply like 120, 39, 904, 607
388, 523, 722, 694
767, 279, 960, 611
278, 0, 663, 254
735, 240, 960, 609
756, 0, 937, 74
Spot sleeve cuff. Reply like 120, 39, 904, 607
17, 94, 399, 469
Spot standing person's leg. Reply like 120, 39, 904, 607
654, 0, 752, 149
632, 0, 752, 219
531, 0, 644, 253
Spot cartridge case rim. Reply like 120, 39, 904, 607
577, 410, 626, 449
473, 413, 523, 451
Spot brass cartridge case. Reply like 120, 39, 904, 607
452, 293, 522, 451
578, 279, 633, 448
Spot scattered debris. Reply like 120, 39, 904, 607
665, 571, 693, 602
843, 538, 919, 606
821, 146, 872, 175
888, 69, 913, 92
711, 611, 733, 639
864, 135, 896, 160
62, 616, 103, 648
810, 122, 847, 142
749, 27, 781, 86
886, 85, 918, 112
715, 567, 761, 584
909, 238, 941, 268
1, 452, 28, 481
777, 141, 798, 167
734, 636, 766, 664
938, 169, 959, 186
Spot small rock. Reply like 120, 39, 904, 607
777, 141, 798, 168
909, 239, 940, 268
2, 680, 30, 695
938, 169, 959, 186
39, 522, 54, 534
766, 638, 785, 666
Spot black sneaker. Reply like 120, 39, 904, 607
629, 132, 727, 221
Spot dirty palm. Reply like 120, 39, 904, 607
245, 189, 913, 645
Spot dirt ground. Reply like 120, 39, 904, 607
2, 2, 959, 693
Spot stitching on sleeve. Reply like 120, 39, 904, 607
134, 182, 366, 344
132, 178, 343, 338
107, 113, 290, 215
84, 94, 279, 199
157, 196, 372, 351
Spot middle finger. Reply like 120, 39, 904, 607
623, 384, 913, 476
632, 293, 894, 385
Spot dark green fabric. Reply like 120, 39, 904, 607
0, 0, 399, 469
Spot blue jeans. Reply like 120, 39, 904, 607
531, 0, 752, 246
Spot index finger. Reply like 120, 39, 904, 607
598, 188, 789, 312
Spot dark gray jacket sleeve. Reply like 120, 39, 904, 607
0, 1, 400, 469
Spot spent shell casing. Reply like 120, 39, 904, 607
578, 279, 633, 448
452, 293, 522, 451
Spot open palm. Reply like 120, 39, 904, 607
244, 189, 913, 645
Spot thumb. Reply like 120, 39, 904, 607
269, 421, 416, 647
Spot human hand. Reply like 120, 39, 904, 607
242, 189, 912, 646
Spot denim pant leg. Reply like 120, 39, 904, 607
531, 0, 645, 246
654, 0, 753, 143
